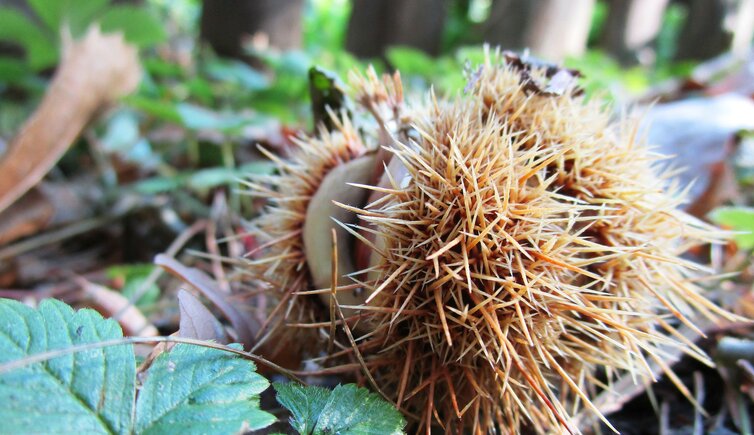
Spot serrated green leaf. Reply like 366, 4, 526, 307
709, 206, 754, 249
274, 382, 330, 434
0, 298, 135, 434
275, 383, 406, 435
98, 6, 166, 48
0, 298, 275, 434
135, 343, 275, 434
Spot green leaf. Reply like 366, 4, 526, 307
131, 162, 276, 195
205, 59, 269, 91
125, 95, 182, 123
0, 298, 135, 434
0, 7, 57, 70
176, 103, 252, 132
308, 66, 348, 132
274, 382, 330, 434
98, 6, 166, 48
135, 343, 275, 434
0, 298, 275, 434
0, 58, 28, 83
28, 0, 108, 36
386, 46, 436, 77
275, 383, 406, 435
143, 58, 185, 78
105, 264, 160, 308
710, 207, 754, 249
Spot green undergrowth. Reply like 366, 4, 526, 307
0, 298, 406, 434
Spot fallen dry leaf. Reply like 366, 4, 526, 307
177, 288, 228, 343
155, 254, 258, 347
0, 181, 101, 245
641, 94, 754, 215
0, 26, 140, 214
0, 189, 53, 246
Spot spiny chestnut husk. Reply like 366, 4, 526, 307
245, 52, 736, 434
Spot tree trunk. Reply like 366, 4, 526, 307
600, 0, 670, 65
729, 0, 754, 56
344, 0, 385, 58
200, 0, 303, 59
482, 0, 535, 51
345, 0, 447, 59
523, 0, 595, 61
674, 0, 730, 61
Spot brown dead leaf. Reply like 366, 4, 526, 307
503, 50, 584, 97
155, 254, 258, 347
177, 288, 228, 343
0, 189, 53, 246
140, 290, 228, 370
0, 181, 101, 245
0, 26, 140, 214
642, 95, 754, 216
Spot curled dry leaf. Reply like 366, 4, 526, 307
177, 288, 228, 343
155, 254, 258, 347
141, 289, 230, 370
0, 26, 140, 214
641, 94, 754, 215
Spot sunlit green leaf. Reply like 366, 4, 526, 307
28, 0, 108, 36
98, 6, 166, 48
710, 207, 754, 249
0, 7, 57, 70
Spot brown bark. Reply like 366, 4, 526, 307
482, 0, 535, 51
345, 0, 447, 59
200, 0, 303, 59
600, 0, 670, 65
674, 0, 730, 61
482, 0, 595, 61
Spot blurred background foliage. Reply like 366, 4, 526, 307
1, 0, 753, 264
3, 2, 754, 432
1, 0, 749, 136
2, 0, 754, 292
